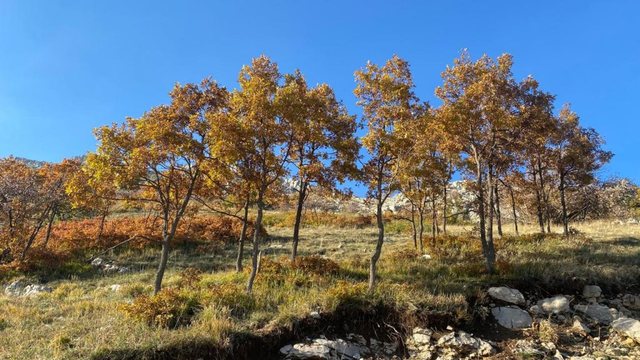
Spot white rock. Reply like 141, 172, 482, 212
288, 341, 332, 359
611, 317, 640, 344
487, 286, 526, 305
582, 285, 601, 299
421, 254, 432, 260
538, 296, 571, 314
22, 284, 52, 297
91, 257, 104, 267
109, 284, 122, 292
574, 304, 620, 324
412, 327, 433, 346
492, 306, 533, 329
309, 311, 321, 319
4, 280, 51, 297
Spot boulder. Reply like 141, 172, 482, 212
574, 304, 619, 324
622, 294, 640, 310
538, 296, 571, 314
487, 286, 526, 305
411, 327, 433, 346
582, 285, 601, 299
611, 317, 640, 344
492, 306, 532, 329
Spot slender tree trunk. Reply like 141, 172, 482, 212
418, 207, 424, 254
154, 217, 172, 295
97, 210, 108, 240
236, 199, 250, 272
494, 184, 503, 238
442, 181, 448, 235
291, 182, 307, 260
369, 194, 385, 292
533, 169, 545, 233
43, 208, 56, 248
20, 208, 50, 261
508, 185, 519, 236
431, 198, 437, 247
559, 172, 569, 237
247, 191, 264, 294
410, 204, 417, 250
486, 168, 496, 273
474, 157, 491, 273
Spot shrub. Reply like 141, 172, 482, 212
203, 283, 255, 317
121, 288, 201, 328
291, 255, 340, 276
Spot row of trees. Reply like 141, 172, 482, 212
0, 52, 611, 293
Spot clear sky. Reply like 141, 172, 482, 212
1, 1, 638, 195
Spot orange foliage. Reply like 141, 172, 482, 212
47, 215, 264, 253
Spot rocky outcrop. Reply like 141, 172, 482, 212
4, 279, 52, 297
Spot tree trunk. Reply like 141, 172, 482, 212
509, 185, 519, 236
486, 168, 496, 274
418, 207, 424, 254
442, 181, 448, 235
410, 204, 417, 250
97, 210, 108, 240
20, 208, 49, 261
533, 169, 545, 233
368, 195, 384, 292
43, 208, 56, 248
236, 199, 250, 272
431, 198, 437, 247
291, 182, 307, 260
155, 210, 181, 295
494, 184, 503, 238
560, 172, 569, 237
474, 157, 492, 273
247, 192, 264, 294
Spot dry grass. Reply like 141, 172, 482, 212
0, 214, 638, 359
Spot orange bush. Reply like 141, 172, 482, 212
47, 215, 265, 253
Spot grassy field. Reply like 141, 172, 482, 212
1, 215, 639, 359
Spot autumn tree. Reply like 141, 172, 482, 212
395, 105, 448, 252
355, 55, 416, 290
86, 79, 228, 294
279, 71, 359, 260
218, 56, 291, 293
436, 51, 521, 273
551, 104, 612, 236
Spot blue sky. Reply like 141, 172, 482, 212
1, 1, 638, 195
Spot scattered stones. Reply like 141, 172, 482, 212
436, 331, 495, 357
538, 296, 571, 314
90, 257, 129, 274
611, 317, 640, 344
622, 294, 640, 310
492, 306, 533, 329
574, 304, 620, 324
487, 286, 526, 305
280, 336, 396, 359
4, 279, 52, 297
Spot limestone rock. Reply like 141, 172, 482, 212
582, 285, 602, 299
4, 279, 51, 297
611, 317, 640, 344
436, 331, 495, 357
574, 304, 619, 324
492, 306, 532, 329
487, 286, 526, 305
538, 296, 571, 314
571, 317, 590, 335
